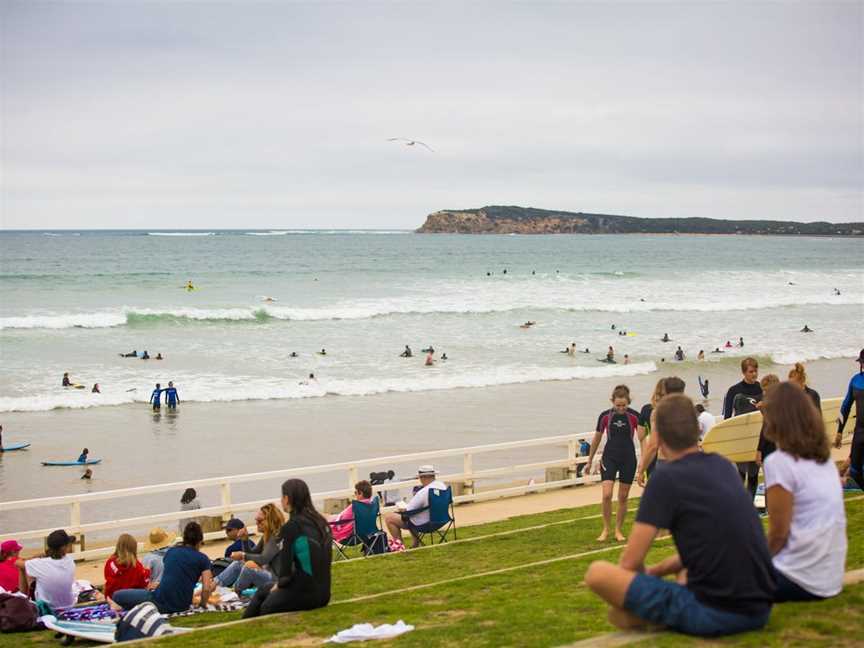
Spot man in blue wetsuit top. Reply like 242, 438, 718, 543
150, 383, 163, 411
836, 349, 864, 491
165, 381, 180, 410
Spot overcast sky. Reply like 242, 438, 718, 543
1, 1, 861, 229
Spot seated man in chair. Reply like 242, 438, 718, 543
384, 465, 447, 548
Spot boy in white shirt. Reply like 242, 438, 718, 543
16, 529, 77, 609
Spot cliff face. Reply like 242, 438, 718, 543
416, 206, 864, 236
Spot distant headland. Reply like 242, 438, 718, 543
416, 206, 864, 236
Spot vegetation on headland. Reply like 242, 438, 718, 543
6, 495, 864, 647
416, 205, 864, 235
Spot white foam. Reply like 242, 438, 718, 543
0, 362, 657, 413
146, 232, 215, 236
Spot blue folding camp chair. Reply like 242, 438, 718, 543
329, 498, 387, 560
403, 486, 456, 546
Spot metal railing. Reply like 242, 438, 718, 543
0, 432, 600, 560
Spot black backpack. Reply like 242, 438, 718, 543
0, 593, 39, 633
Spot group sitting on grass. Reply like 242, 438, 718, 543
585, 384, 848, 637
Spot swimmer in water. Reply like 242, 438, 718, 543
185, 280, 195, 291
725, 340, 733, 348
425, 351, 436, 366
661, 333, 671, 342
605, 346, 615, 363
91, 384, 100, 393
441, 353, 448, 361
582, 348, 590, 354
421, 346, 435, 354
141, 351, 150, 360
118, 350, 138, 358
289, 352, 298, 358
697, 350, 705, 361
520, 321, 536, 329
318, 349, 327, 356
400, 345, 413, 358
712, 347, 724, 354
81, 468, 93, 480
674, 346, 685, 361
299, 373, 317, 385
263, 296, 276, 303
62, 372, 72, 387
801, 325, 813, 333
155, 353, 163, 360
611, 324, 616, 331
623, 354, 630, 365
738, 337, 744, 347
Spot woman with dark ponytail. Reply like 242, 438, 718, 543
243, 479, 332, 618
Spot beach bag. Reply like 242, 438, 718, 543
115, 602, 178, 641
363, 531, 389, 556
0, 593, 39, 632
387, 537, 406, 553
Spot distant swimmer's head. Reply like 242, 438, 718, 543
309, 373, 315, 380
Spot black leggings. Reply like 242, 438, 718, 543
737, 461, 759, 500
243, 585, 328, 618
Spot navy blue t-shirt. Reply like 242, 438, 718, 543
636, 452, 774, 615
224, 538, 256, 558
152, 545, 211, 613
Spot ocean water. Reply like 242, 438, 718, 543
1, 230, 862, 413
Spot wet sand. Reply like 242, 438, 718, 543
0, 357, 856, 538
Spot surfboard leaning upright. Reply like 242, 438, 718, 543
701, 396, 856, 463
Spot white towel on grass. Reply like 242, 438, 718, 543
325, 620, 414, 643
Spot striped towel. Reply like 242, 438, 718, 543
164, 600, 247, 618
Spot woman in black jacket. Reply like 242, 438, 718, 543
244, 479, 332, 618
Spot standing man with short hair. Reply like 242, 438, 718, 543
837, 349, 864, 491
585, 394, 775, 636
723, 357, 763, 500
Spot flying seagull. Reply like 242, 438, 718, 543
387, 138, 435, 152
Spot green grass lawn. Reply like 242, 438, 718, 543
5, 495, 863, 647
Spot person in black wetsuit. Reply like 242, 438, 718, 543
661, 333, 670, 342
586, 385, 646, 542
836, 349, 864, 491
400, 345, 413, 358
723, 357, 763, 500
674, 347, 684, 361
244, 479, 331, 618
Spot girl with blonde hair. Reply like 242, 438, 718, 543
104, 533, 150, 599
217, 503, 286, 593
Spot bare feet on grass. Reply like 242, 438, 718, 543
596, 530, 609, 542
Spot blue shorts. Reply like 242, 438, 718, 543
624, 573, 771, 637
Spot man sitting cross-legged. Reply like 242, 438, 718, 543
585, 393, 775, 637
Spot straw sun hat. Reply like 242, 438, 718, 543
145, 527, 176, 550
